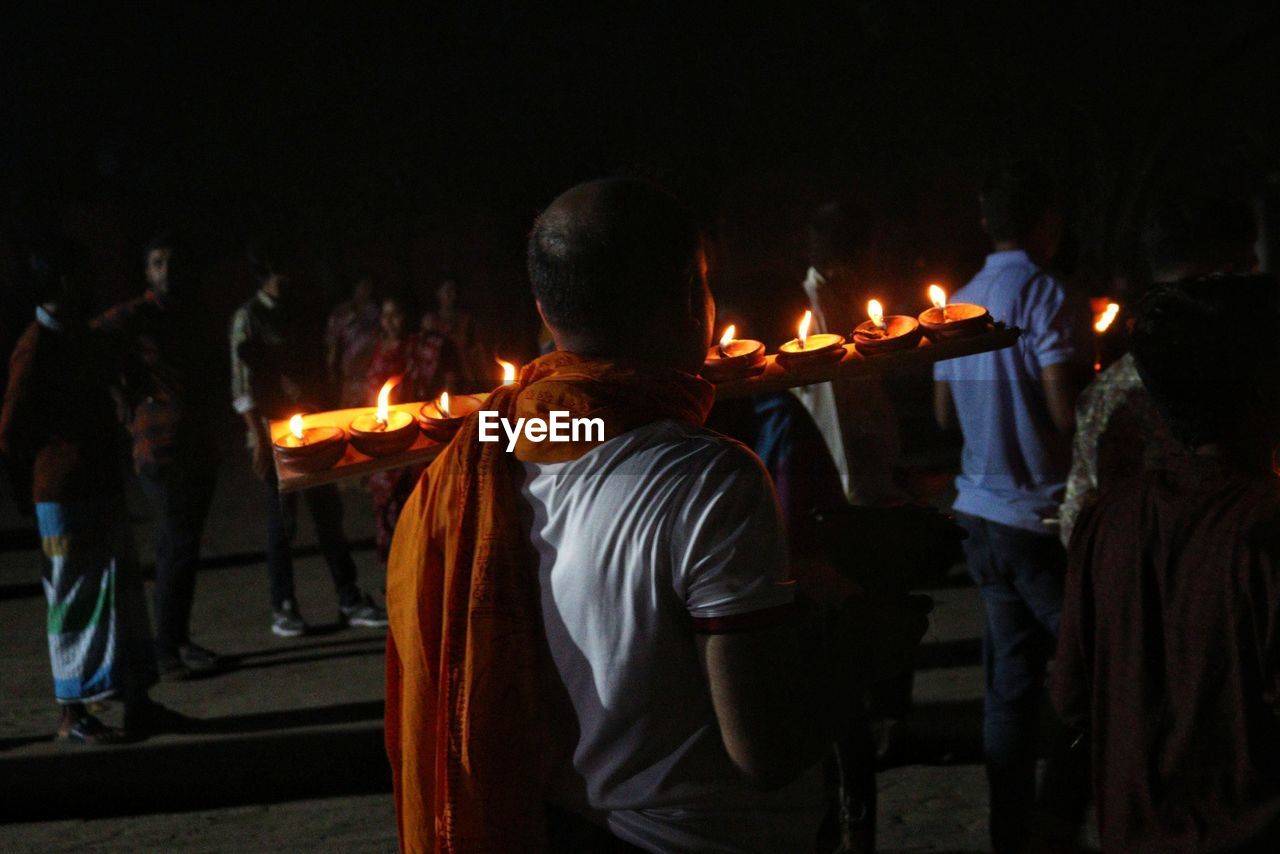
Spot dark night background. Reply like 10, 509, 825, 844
3, 2, 1279, 426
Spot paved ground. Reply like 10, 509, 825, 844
0, 447, 1091, 852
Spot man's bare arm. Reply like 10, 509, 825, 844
696, 621, 844, 790
1041, 362, 1090, 436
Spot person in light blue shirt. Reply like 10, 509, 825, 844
933, 161, 1092, 853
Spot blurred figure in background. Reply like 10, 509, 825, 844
795, 200, 904, 507
1053, 275, 1280, 851
420, 270, 487, 388
95, 232, 224, 680
365, 292, 460, 565
1058, 196, 1259, 545
230, 244, 387, 637
1, 240, 180, 742
325, 273, 380, 408
933, 161, 1092, 853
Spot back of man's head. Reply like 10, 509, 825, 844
528, 178, 706, 360
1141, 196, 1257, 283
1132, 274, 1280, 457
979, 160, 1055, 244
809, 200, 873, 276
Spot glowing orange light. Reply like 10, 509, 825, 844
290, 414, 305, 442
868, 299, 886, 329
438, 391, 451, 418
797, 310, 813, 346
719, 325, 736, 348
376, 377, 401, 426
496, 357, 516, 386
928, 285, 947, 310
1094, 302, 1120, 334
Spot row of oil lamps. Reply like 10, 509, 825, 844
273, 377, 494, 473
704, 285, 990, 381
274, 285, 1005, 475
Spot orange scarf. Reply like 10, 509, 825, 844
385, 350, 714, 853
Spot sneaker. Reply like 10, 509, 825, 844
272, 599, 309, 637
339, 592, 389, 628
157, 651, 191, 682
180, 642, 224, 674
157, 642, 225, 681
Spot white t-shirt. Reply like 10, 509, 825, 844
521, 419, 827, 853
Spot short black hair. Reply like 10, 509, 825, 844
979, 160, 1055, 242
144, 230, 177, 257
809, 200, 873, 272
1141, 196, 1256, 279
527, 178, 701, 337
246, 240, 297, 284
1131, 274, 1280, 449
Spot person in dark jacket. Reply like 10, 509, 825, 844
1053, 275, 1280, 851
95, 232, 223, 679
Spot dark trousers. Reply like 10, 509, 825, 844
264, 473, 360, 611
140, 459, 218, 658
956, 512, 1064, 854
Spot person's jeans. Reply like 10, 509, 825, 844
140, 458, 218, 658
263, 473, 361, 611
956, 512, 1064, 854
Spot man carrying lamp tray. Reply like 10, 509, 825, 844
386, 178, 870, 852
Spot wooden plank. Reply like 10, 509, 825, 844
712, 324, 1022, 399
274, 326, 1020, 491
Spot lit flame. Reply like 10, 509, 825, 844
438, 391, 451, 418
376, 376, 401, 426
719, 325, 736, 348
496, 357, 516, 386
290, 414, 304, 441
797, 310, 813, 346
928, 284, 947, 310
1094, 302, 1120, 334
867, 299, 885, 329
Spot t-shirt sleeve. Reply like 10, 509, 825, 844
670, 442, 796, 630
1024, 275, 1091, 371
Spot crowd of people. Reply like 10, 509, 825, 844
4, 162, 1278, 853
0, 235, 497, 744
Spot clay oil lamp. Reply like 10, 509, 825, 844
417, 390, 485, 443
852, 299, 923, 355
918, 284, 991, 339
349, 377, 418, 457
776, 310, 846, 370
496, 357, 518, 386
701, 324, 766, 381
272, 414, 348, 473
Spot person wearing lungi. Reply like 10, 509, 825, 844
0, 239, 186, 743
